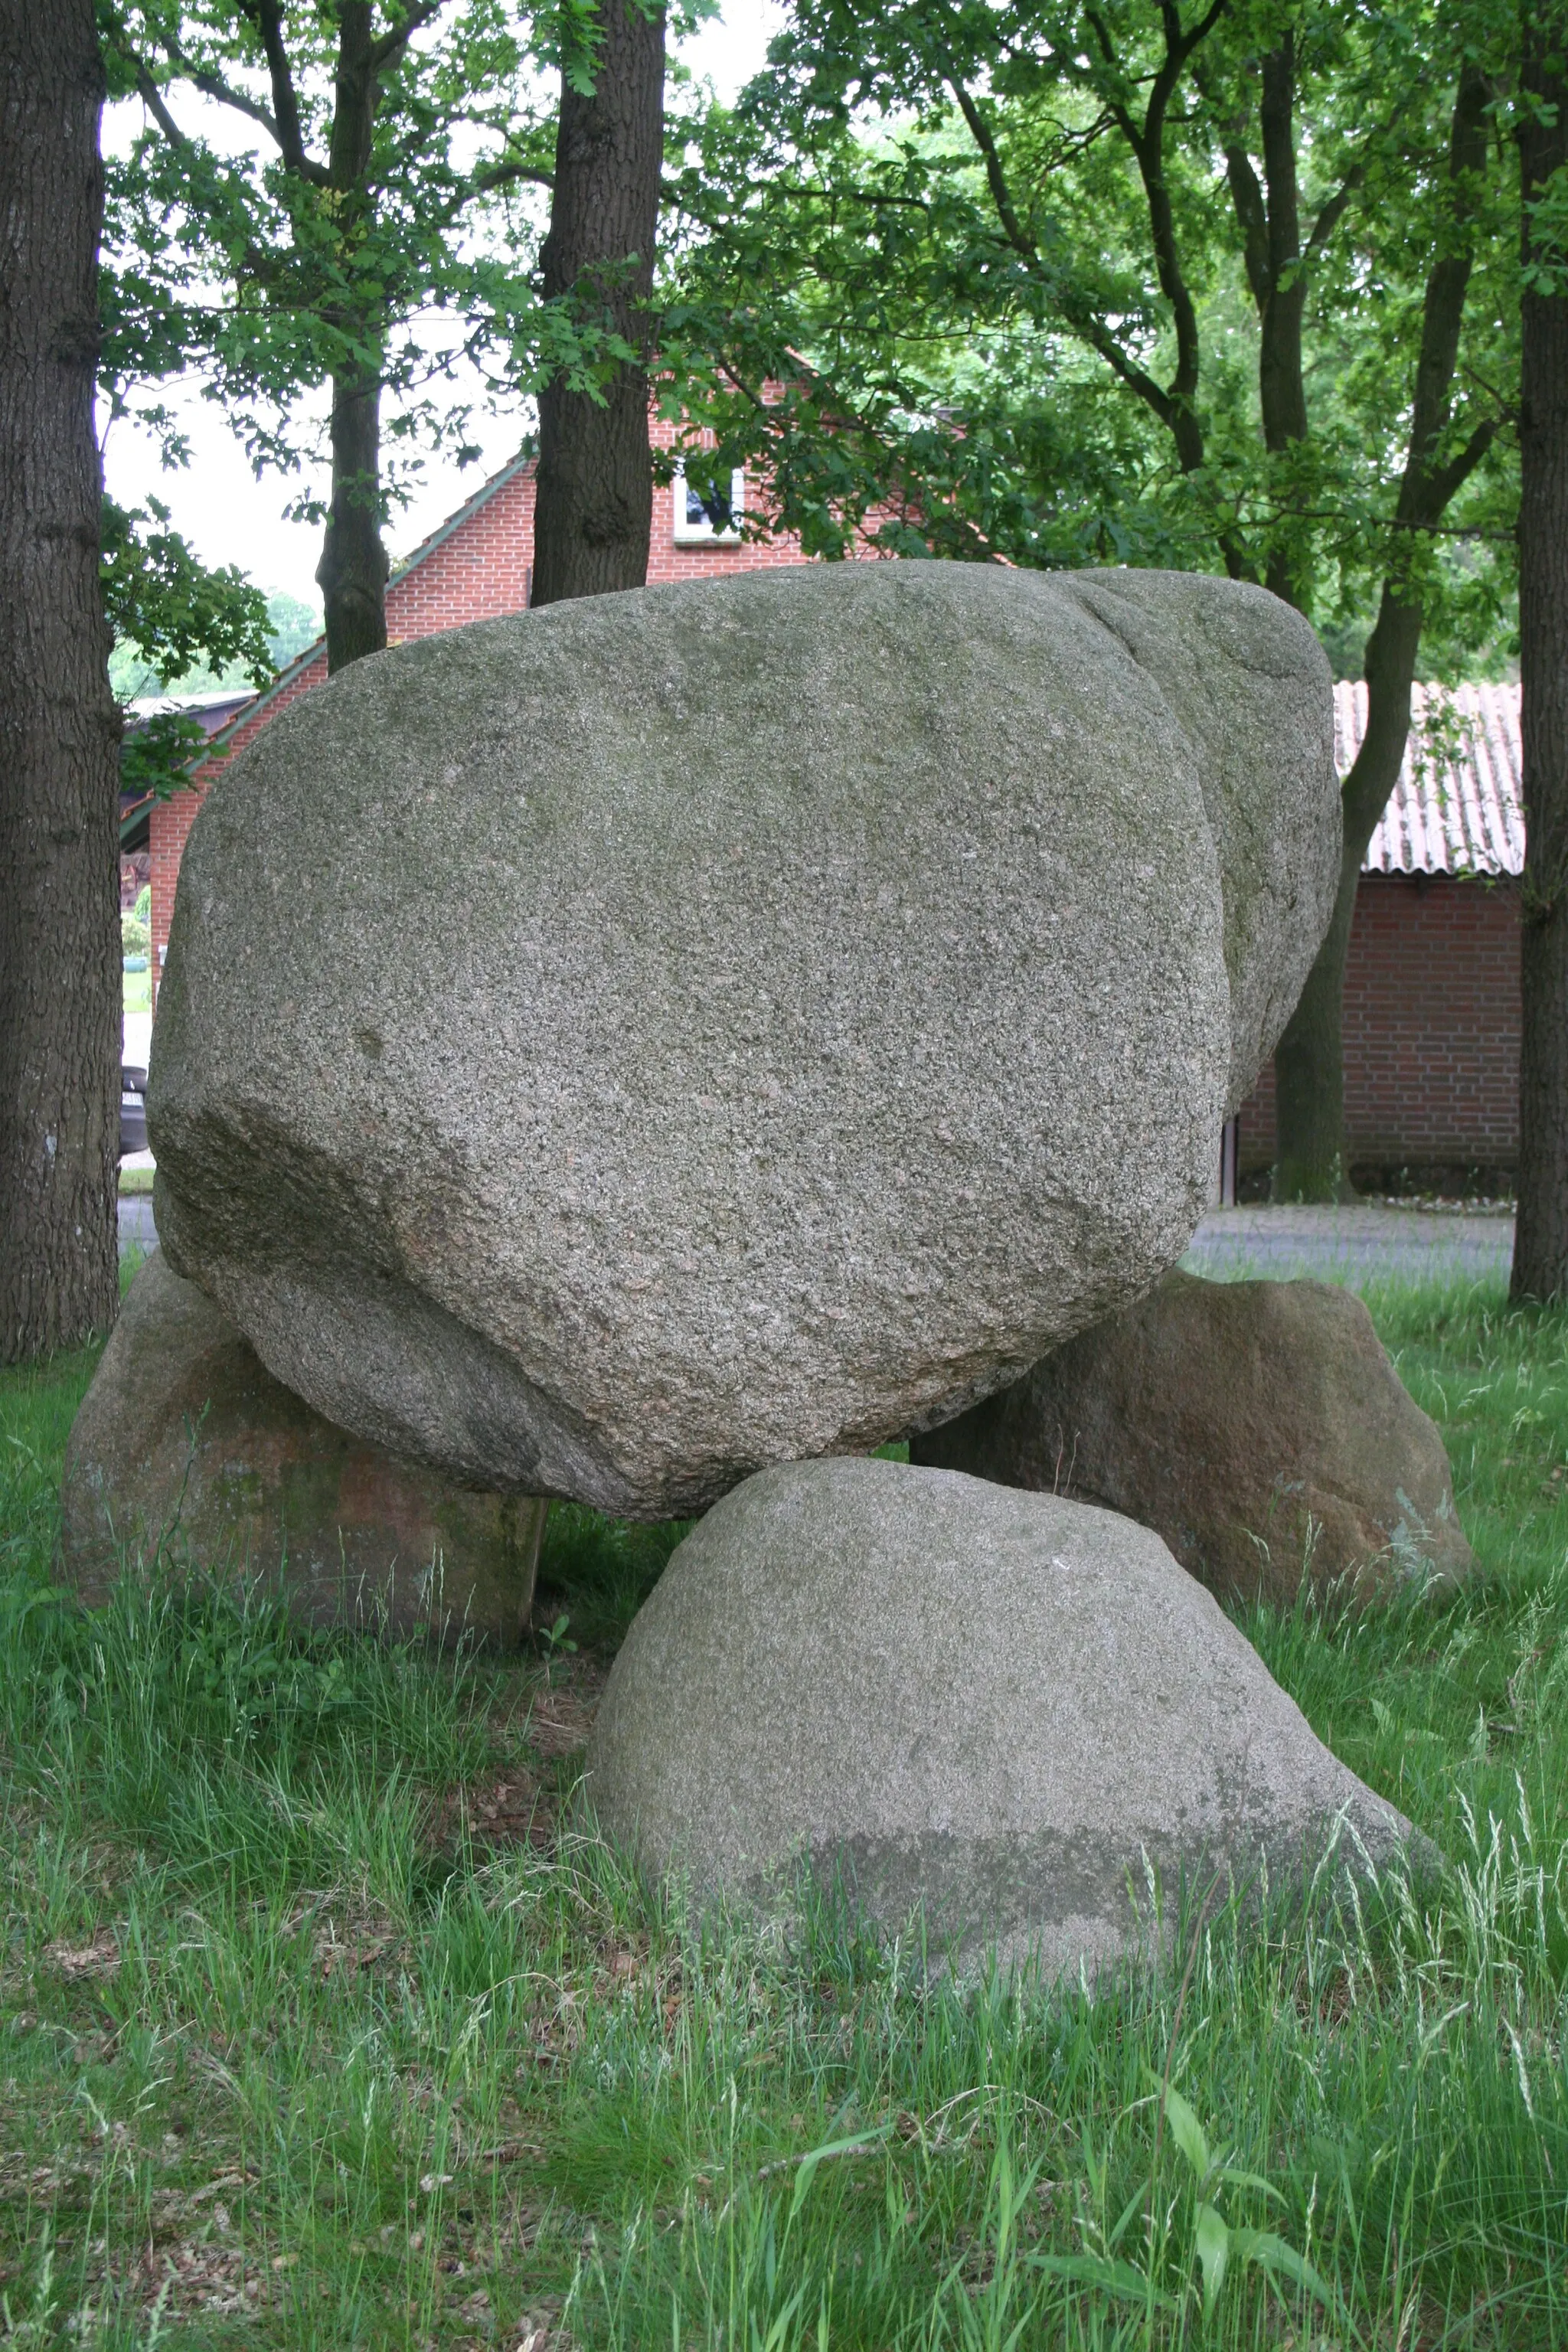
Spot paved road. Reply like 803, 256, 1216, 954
1185, 1204, 1514, 1288
119, 1192, 1516, 1288
118, 1194, 157, 1259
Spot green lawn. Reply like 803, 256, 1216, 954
2, 1279, 1565, 2347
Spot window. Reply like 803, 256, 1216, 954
672, 459, 745, 544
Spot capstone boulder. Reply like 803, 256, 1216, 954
60, 1252, 545, 1642
585, 1459, 1425, 1978
911, 1271, 1477, 1606
150, 563, 1338, 1515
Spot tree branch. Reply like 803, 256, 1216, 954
1395, 64, 1494, 528
129, 54, 194, 152
1223, 142, 1270, 302
431, 152, 554, 231
167, 53, 283, 145
947, 81, 1034, 259
1163, 0, 1232, 92
1081, 10, 1142, 149
370, 0, 451, 73
1124, 2, 1227, 429
234, 2, 330, 182
1302, 167, 1362, 264
472, 155, 555, 197
948, 75, 1175, 430
1425, 415, 1499, 512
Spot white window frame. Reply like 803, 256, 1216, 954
672, 459, 745, 545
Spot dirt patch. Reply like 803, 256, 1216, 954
427, 1660, 606, 1858
41, 1931, 122, 1984
523, 1662, 605, 1757
426, 1769, 555, 1857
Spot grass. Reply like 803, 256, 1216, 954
2, 1277, 1566, 2347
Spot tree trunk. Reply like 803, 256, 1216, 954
1215, 38, 1309, 603
1255, 46, 1308, 462
1256, 42, 1309, 608
315, 6, 388, 673
1272, 593, 1424, 1200
0, 0, 122, 1361
531, 0, 665, 607
317, 371, 389, 673
1512, 7, 1568, 1298
1270, 64, 1493, 1201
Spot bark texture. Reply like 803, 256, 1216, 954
1272, 67, 1494, 1200
318, 373, 389, 674
1222, 39, 1314, 606
315, 4, 389, 673
531, 1, 665, 606
1513, 8, 1568, 1298
0, 0, 122, 1360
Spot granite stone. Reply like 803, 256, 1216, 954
150, 564, 1338, 1514
586, 1459, 1423, 1977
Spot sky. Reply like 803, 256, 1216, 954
100, 4, 789, 618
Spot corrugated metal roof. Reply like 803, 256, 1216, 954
1346, 681, 1523, 877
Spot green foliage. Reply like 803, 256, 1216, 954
118, 709, 219, 802
109, 590, 324, 701
96, 2, 560, 524
534, 1502, 691, 1653
100, 493, 273, 697
661, 0, 1520, 671
261, 588, 322, 671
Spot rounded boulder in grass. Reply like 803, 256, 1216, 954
586, 1459, 1429, 1980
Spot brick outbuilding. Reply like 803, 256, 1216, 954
1237, 682, 1521, 1194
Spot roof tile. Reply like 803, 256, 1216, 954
1346, 681, 1523, 877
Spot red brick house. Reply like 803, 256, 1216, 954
138, 435, 1524, 1191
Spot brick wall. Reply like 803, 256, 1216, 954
149, 650, 328, 991
383, 463, 537, 635
387, 425, 837, 629
1239, 873, 1521, 1182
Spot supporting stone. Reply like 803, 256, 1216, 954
60, 1252, 545, 1642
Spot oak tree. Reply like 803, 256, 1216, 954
1512, 0, 1568, 1296
100, 1, 557, 672
0, 0, 124, 1359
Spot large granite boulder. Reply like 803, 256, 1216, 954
60, 1253, 546, 1642
913, 1272, 1476, 1606
150, 563, 1338, 1517
586, 1459, 1423, 1978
